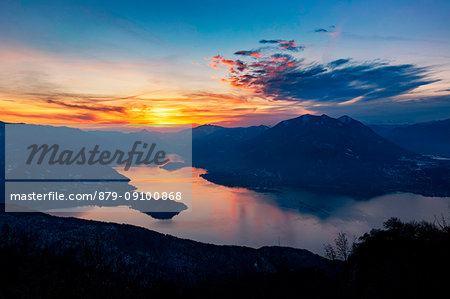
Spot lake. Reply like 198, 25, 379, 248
50, 167, 450, 255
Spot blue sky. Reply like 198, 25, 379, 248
0, 0, 449, 125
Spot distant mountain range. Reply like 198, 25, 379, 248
0, 121, 188, 216
370, 118, 450, 158
193, 114, 450, 197
2, 116, 450, 199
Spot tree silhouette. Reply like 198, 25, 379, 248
324, 231, 352, 261
323, 243, 337, 261
335, 232, 350, 261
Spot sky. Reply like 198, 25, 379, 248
0, 0, 449, 126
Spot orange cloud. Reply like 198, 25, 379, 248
0, 88, 312, 126
0, 42, 312, 127
205, 55, 247, 73
234, 50, 262, 58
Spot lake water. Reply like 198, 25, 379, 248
51, 167, 450, 254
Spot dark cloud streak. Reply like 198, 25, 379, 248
46, 99, 125, 113
234, 50, 261, 58
210, 41, 438, 105
258, 39, 302, 51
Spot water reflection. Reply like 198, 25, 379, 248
51, 167, 450, 254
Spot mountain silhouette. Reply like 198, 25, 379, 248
370, 118, 450, 158
193, 114, 450, 197
193, 124, 269, 170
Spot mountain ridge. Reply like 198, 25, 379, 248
193, 114, 450, 197
370, 118, 450, 158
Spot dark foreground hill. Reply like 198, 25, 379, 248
0, 206, 338, 298
345, 217, 450, 299
1, 208, 449, 298
193, 114, 450, 197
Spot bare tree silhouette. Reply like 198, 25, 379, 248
323, 232, 353, 261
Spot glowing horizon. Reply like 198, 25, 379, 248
1, 0, 449, 126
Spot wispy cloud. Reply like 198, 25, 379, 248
205, 39, 306, 77
259, 39, 303, 51
0, 109, 99, 122
234, 50, 262, 58
205, 55, 246, 73
46, 99, 125, 113
207, 40, 438, 105
314, 25, 340, 37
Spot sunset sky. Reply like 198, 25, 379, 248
1, 0, 449, 126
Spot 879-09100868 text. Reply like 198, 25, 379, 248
9, 191, 184, 201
